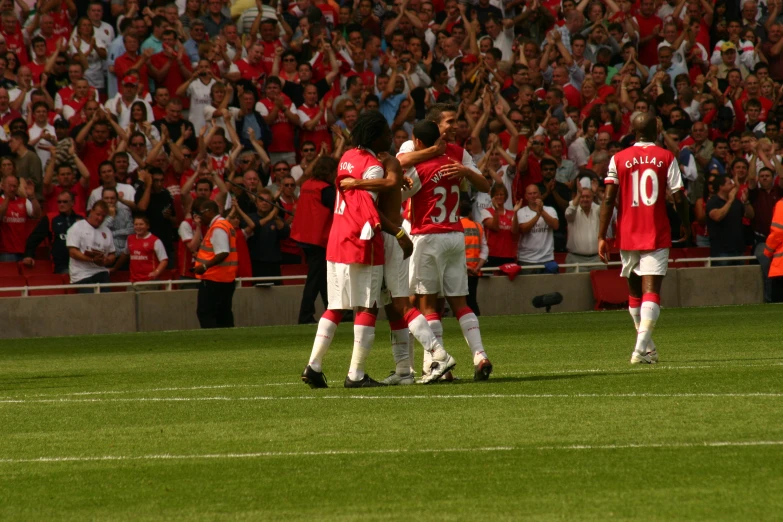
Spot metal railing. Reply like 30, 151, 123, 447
0, 256, 757, 297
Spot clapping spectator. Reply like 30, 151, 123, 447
480, 184, 518, 267
515, 184, 559, 274
66, 200, 116, 293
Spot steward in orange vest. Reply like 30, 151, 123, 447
764, 199, 783, 302
193, 200, 239, 328
460, 197, 487, 316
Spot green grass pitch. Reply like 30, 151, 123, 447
1, 304, 782, 521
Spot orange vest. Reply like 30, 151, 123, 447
461, 217, 483, 271
195, 218, 238, 283
764, 200, 783, 278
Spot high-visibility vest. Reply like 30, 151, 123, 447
195, 218, 238, 283
764, 200, 783, 278
461, 217, 483, 271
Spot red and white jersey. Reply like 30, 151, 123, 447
208, 153, 230, 179
126, 232, 167, 282
0, 196, 33, 254
396, 140, 479, 174
257, 95, 296, 153
297, 103, 332, 153
326, 147, 384, 265
606, 141, 683, 251
406, 154, 463, 235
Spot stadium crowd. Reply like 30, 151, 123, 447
1, 0, 783, 305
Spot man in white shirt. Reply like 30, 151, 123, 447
515, 184, 559, 274
103, 75, 154, 129
87, 161, 137, 212
564, 187, 603, 271
66, 200, 116, 292
484, 16, 513, 62
176, 59, 216, 132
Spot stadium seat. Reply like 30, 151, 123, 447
554, 252, 567, 273
109, 270, 131, 292
20, 259, 54, 276
27, 274, 69, 296
0, 262, 20, 277
590, 269, 628, 310
0, 275, 27, 297
34, 244, 50, 260
280, 264, 309, 286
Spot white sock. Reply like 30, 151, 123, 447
408, 313, 442, 354
629, 306, 641, 332
391, 327, 411, 376
309, 316, 339, 372
422, 348, 432, 376
347, 321, 375, 381
457, 309, 487, 366
634, 300, 660, 355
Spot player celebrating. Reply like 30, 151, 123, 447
598, 113, 690, 364
406, 120, 492, 382
340, 147, 458, 386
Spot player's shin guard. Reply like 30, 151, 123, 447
634, 293, 660, 355
308, 309, 342, 372
347, 312, 376, 381
404, 308, 444, 356
456, 306, 488, 365
389, 319, 411, 376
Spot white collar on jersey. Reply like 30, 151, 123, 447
634, 141, 656, 146
358, 146, 378, 158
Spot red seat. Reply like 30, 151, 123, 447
0, 262, 20, 277
280, 264, 309, 286
590, 269, 628, 310
26, 274, 69, 296
19, 259, 54, 276
554, 252, 568, 273
34, 244, 50, 260
109, 270, 131, 292
0, 275, 27, 297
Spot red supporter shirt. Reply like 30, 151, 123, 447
236, 57, 266, 83
326, 147, 384, 265
605, 141, 683, 251
258, 95, 296, 153
297, 103, 333, 153
114, 53, 149, 89
563, 84, 581, 109
149, 51, 192, 101
259, 39, 285, 75
407, 154, 463, 235
481, 207, 517, 258
634, 14, 663, 67
80, 140, 113, 191
2, 29, 29, 65
0, 196, 32, 254
127, 233, 164, 282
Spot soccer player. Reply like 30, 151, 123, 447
301, 111, 446, 388
405, 120, 493, 382
598, 113, 690, 364
340, 147, 458, 386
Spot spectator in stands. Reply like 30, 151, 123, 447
42, 148, 90, 216
88, 161, 137, 212
707, 175, 754, 266
247, 188, 289, 282
275, 174, 301, 264
290, 155, 336, 324
101, 186, 134, 254
258, 76, 300, 166
66, 200, 116, 293
0, 176, 41, 262
193, 198, 238, 328
538, 158, 570, 252
23, 190, 83, 275
114, 214, 169, 283
9, 131, 43, 200
515, 184, 559, 274
135, 169, 177, 258
480, 183, 518, 267
565, 187, 602, 272
748, 167, 783, 302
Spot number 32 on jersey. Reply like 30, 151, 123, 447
431, 185, 460, 223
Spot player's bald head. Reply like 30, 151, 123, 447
632, 112, 658, 142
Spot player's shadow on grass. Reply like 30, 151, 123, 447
448, 372, 617, 384
672, 357, 783, 363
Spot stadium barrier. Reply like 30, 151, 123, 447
0, 262, 764, 339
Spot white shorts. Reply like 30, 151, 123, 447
620, 248, 669, 278
409, 232, 468, 297
327, 261, 383, 310
382, 231, 410, 300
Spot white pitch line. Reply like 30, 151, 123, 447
2, 392, 782, 405
2, 361, 781, 401
1, 440, 781, 465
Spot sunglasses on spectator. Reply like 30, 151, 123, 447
131, 142, 145, 147
302, 147, 315, 152
511, 119, 523, 125
274, 167, 289, 171
531, 141, 544, 145
283, 183, 296, 187
239, 159, 251, 163
57, 199, 71, 204
283, 57, 296, 62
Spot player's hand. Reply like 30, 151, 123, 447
402, 176, 413, 189
193, 263, 207, 275
432, 132, 447, 155
340, 178, 359, 190
397, 233, 413, 259
598, 238, 610, 264
441, 159, 469, 179
22, 257, 34, 267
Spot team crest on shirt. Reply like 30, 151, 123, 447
102, 233, 107, 239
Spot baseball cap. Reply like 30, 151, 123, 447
123, 75, 139, 86
720, 42, 737, 53
460, 54, 479, 65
